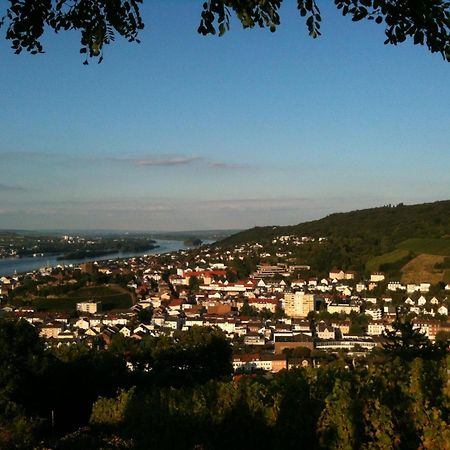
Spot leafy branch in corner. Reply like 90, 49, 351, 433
1, 1, 449, 63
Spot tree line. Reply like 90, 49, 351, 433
0, 317, 448, 449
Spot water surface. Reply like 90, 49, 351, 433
0, 239, 202, 276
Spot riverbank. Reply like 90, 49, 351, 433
0, 239, 205, 276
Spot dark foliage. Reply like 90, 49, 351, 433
383, 308, 448, 360
199, 0, 450, 62
218, 200, 450, 275
0, 318, 448, 449
1, 1, 449, 62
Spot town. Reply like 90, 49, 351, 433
2, 234, 449, 374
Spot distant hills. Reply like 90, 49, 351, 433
217, 200, 450, 282
0, 229, 240, 241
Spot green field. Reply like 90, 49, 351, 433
366, 249, 411, 273
29, 285, 133, 312
397, 238, 450, 256
400, 254, 446, 284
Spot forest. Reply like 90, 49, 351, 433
0, 318, 448, 449
217, 200, 450, 277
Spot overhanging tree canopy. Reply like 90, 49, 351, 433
1, 0, 449, 63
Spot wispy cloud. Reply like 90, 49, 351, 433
105, 152, 256, 171
0, 183, 28, 192
133, 155, 202, 166
111, 154, 249, 169
208, 161, 251, 170
191, 197, 317, 212
101, 153, 203, 167
0, 151, 194, 167
1, 150, 252, 171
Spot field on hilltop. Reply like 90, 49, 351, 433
397, 238, 450, 255
13, 284, 134, 312
400, 254, 448, 284
366, 238, 450, 280
365, 249, 411, 274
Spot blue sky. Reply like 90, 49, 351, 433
0, 1, 449, 231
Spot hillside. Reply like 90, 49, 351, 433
216, 200, 450, 277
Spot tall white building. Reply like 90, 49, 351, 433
284, 292, 315, 318
76, 301, 101, 314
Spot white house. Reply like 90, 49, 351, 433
75, 317, 90, 330
370, 273, 385, 282
367, 321, 392, 336
365, 308, 383, 320
388, 281, 406, 291
119, 326, 132, 337
407, 284, 420, 293
417, 296, 427, 306
316, 322, 336, 340
430, 297, 439, 305
356, 283, 366, 293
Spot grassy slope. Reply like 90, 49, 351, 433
366, 249, 410, 273
366, 238, 450, 278
397, 238, 450, 256
400, 254, 446, 284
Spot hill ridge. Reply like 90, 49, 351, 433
216, 199, 450, 278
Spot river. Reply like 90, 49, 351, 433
0, 239, 207, 276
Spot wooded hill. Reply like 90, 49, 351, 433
216, 200, 450, 279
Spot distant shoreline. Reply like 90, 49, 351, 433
0, 239, 214, 277
56, 245, 159, 260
